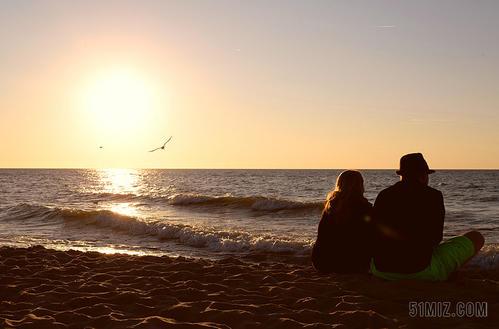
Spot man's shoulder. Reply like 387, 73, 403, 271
375, 183, 400, 203
378, 182, 402, 195
425, 185, 443, 199
377, 182, 442, 198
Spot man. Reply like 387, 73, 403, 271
371, 153, 484, 281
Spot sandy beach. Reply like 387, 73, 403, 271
0, 246, 496, 328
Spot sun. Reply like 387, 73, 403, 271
79, 68, 159, 135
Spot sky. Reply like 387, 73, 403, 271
0, 0, 498, 169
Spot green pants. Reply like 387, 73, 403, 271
371, 236, 475, 281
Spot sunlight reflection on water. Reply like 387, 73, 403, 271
97, 168, 142, 217
109, 203, 138, 217
98, 168, 139, 194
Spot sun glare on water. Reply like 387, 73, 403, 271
98, 168, 140, 216
99, 168, 139, 194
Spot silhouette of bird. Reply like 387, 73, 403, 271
99, 146, 103, 149
149, 136, 172, 152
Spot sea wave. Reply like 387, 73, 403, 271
477, 196, 499, 202
3, 203, 498, 269
0, 203, 56, 220
77, 191, 324, 212
166, 193, 323, 212
0, 204, 313, 255
77, 192, 145, 203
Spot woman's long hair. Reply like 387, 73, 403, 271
324, 170, 365, 217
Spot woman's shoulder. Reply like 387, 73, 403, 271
357, 197, 373, 210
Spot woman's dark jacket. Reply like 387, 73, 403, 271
312, 197, 373, 274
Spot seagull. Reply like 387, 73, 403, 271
149, 136, 172, 152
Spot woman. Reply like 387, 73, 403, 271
312, 170, 372, 274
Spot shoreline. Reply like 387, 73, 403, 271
0, 246, 497, 328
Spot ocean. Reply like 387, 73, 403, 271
0, 169, 497, 267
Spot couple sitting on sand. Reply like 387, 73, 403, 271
312, 153, 485, 281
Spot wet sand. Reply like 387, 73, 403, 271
0, 246, 497, 328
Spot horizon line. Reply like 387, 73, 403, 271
0, 167, 498, 171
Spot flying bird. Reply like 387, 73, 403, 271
149, 136, 172, 152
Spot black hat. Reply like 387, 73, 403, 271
396, 153, 435, 176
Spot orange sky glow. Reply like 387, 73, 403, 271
1, 1, 498, 169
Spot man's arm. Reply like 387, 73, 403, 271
429, 191, 445, 246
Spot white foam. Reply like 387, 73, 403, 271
53, 207, 314, 255
469, 244, 499, 269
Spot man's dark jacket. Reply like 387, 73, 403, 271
372, 180, 445, 273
